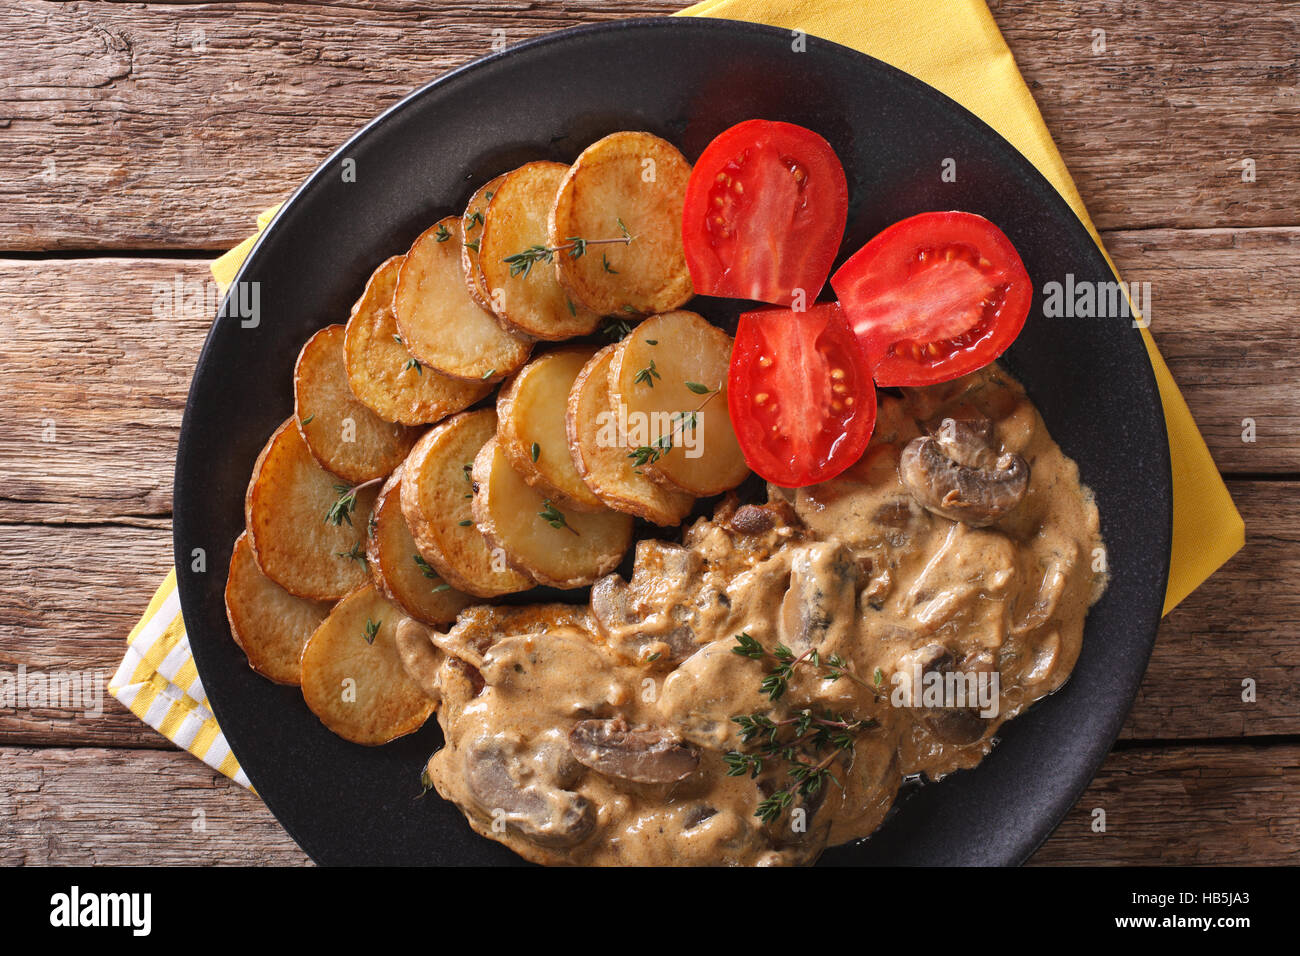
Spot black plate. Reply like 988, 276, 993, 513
174, 17, 1171, 866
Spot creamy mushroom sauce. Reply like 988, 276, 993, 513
422, 365, 1106, 866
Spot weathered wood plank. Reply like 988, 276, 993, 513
2, 742, 1290, 864
0, 229, 1292, 526
0, 746, 310, 865
1119, 481, 1298, 740
0, 480, 1293, 747
1032, 743, 1300, 865
0, 257, 211, 520
991, 0, 1299, 232
0, 0, 1293, 250
1106, 226, 1300, 475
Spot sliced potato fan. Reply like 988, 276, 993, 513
461, 174, 507, 311
300, 584, 436, 745
497, 346, 604, 512
224, 532, 332, 685
472, 436, 634, 590
245, 418, 379, 601
567, 344, 694, 526
344, 255, 492, 426
295, 324, 417, 483
366, 465, 477, 626
399, 409, 534, 598
608, 310, 749, 496
550, 131, 693, 317
479, 162, 601, 340
394, 217, 532, 383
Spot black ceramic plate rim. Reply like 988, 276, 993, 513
174, 16, 1172, 865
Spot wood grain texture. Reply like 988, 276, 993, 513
0, 0, 1294, 250
1106, 226, 1300, 474
1032, 743, 1300, 865
0, 481, 1292, 747
0, 746, 310, 865
1, 742, 1288, 864
991, 0, 1299, 232
1120, 481, 1299, 740
0, 257, 211, 521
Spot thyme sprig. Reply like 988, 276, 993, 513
731, 631, 873, 700
504, 220, 633, 278
626, 383, 721, 472
336, 541, 367, 567
538, 499, 579, 536
599, 317, 635, 341
413, 553, 452, 593
362, 618, 380, 645
725, 633, 875, 825
325, 477, 382, 526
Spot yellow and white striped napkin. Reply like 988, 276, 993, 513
109, 571, 250, 787
121, 0, 1243, 784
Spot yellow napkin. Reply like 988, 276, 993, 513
142, 0, 1241, 782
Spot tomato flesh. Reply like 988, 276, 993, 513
830, 211, 1032, 386
728, 302, 876, 488
683, 120, 848, 307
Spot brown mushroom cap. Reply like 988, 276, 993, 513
898, 417, 1029, 527
568, 717, 700, 784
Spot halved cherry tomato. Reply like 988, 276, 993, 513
830, 211, 1032, 386
683, 120, 848, 307
728, 302, 876, 488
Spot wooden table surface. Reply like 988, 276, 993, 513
1, 0, 1296, 866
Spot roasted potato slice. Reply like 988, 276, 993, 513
400, 409, 534, 598
478, 162, 601, 340
344, 255, 492, 425
567, 344, 694, 526
366, 465, 476, 626
295, 323, 417, 483
497, 346, 604, 512
550, 131, 693, 316
394, 217, 532, 383
300, 584, 435, 745
461, 174, 506, 311
471, 436, 634, 590
245, 418, 378, 601
224, 531, 332, 685
608, 310, 749, 496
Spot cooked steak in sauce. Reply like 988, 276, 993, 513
421, 366, 1106, 865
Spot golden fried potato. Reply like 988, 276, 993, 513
478, 162, 601, 340
567, 344, 694, 526
608, 310, 749, 496
295, 324, 417, 482
461, 174, 507, 311
471, 436, 634, 590
399, 409, 534, 598
550, 131, 693, 316
344, 255, 492, 426
224, 532, 332, 685
245, 418, 378, 601
394, 217, 532, 383
300, 584, 435, 745
497, 346, 604, 512
366, 465, 476, 626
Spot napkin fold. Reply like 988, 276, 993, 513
129, 0, 1242, 784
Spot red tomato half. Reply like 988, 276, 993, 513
830, 211, 1032, 386
683, 120, 848, 307
728, 302, 876, 488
